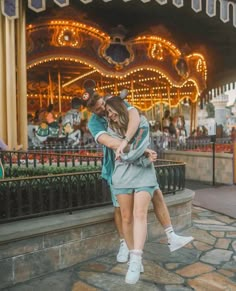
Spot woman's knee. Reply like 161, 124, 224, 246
133, 208, 147, 221
121, 210, 133, 224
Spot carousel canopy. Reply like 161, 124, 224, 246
26, 10, 207, 113
2, 0, 236, 88
2, 0, 236, 26
2, 0, 236, 111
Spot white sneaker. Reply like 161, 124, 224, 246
168, 234, 194, 252
125, 254, 142, 284
127, 260, 144, 273
116, 239, 129, 263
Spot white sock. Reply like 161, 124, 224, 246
130, 249, 143, 257
165, 226, 175, 240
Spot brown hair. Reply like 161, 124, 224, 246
105, 97, 129, 136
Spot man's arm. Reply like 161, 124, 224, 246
97, 133, 122, 150
88, 108, 139, 153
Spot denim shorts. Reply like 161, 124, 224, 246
110, 186, 120, 207
102, 179, 119, 208
111, 185, 159, 198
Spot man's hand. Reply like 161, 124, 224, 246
115, 139, 129, 160
145, 148, 157, 163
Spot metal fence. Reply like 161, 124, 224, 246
0, 149, 103, 171
0, 159, 185, 223
151, 135, 233, 157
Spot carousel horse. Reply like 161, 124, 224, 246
28, 102, 82, 147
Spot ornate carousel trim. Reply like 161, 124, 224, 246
26, 18, 207, 110
1, 0, 236, 29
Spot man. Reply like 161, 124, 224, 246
85, 92, 193, 262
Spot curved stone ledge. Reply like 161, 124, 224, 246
0, 189, 194, 288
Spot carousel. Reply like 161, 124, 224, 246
25, 9, 207, 146
0, 1, 218, 149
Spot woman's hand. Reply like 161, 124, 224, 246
115, 139, 129, 160
144, 149, 157, 162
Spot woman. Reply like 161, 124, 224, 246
105, 96, 159, 285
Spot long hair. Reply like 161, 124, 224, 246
105, 97, 129, 137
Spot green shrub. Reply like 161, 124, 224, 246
3, 165, 102, 178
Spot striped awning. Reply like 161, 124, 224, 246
1, 0, 236, 28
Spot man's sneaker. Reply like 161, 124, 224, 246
168, 234, 194, 252
116, 239, 129, 263
125, 254, 142, 284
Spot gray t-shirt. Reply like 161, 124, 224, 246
108, 115, 158, 189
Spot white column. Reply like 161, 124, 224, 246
16, 1, 28, 149
5, 17, 18, 149
0, 12, 7, 141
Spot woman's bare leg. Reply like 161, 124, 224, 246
133, 191, 151, 250
117, 194, 134, 250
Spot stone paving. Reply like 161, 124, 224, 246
3, 206, 236, 291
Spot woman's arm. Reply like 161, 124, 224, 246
120, 120, 150, 163
115, 107, 140, 159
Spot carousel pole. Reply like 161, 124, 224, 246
58, 71, 62, 113
40, 94, 42, 108
100, 76, 103, 93
157, 79, 163, 130
16, 1, 28, 149
131, 78, 134, 106
177, 89, 182, 115
190, 100, 193, 135
160, 95, 163, 131
48, 71, 53, 104
39, 87, 42, 108
139, 93, 142, 112
194, 101, 198, 132
167, 85, 171, 112
47, 85, 50, 105
115, 79, 118, 95
150, 88, 154, 121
